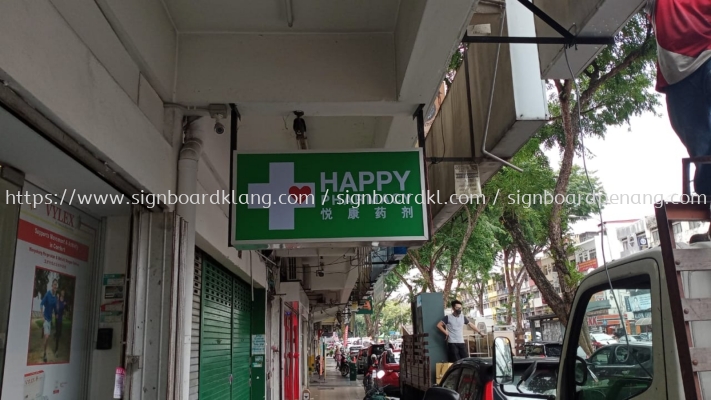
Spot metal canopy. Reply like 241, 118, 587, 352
462, 0, 615, 46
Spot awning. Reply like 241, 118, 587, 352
635, 318, 652, 326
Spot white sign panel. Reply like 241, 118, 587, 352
1, 183, 98, 400
252, 334, 266, 355
454, 164, 482, 197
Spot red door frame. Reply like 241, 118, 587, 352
284, 302, 299, 400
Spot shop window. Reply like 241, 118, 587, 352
673, 223, 682, 234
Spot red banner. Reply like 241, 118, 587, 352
577, 259, 598, 272
17, 219, 89, 261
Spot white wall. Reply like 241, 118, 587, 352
0, 0, 176, 198
95, 0, 177, 99
176, 33, 396, 105
89, 216, 131, 400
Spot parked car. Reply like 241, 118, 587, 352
434, 357, 560, 399
590, 332, 618, 350
639, 332, 653, 341
617, 334, 643, 344
349, 346, 362, 361
375, 350, 400, 397
522, 342, 562, 358
587, 342, 654, 380
356, 344, 386, 374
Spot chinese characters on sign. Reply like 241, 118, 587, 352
319, 206, 413, 220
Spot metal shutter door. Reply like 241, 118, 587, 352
232, 278, 251, 400
200, 261, 233, 400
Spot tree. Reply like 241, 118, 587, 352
363, 271, 401, 337
400, 201, 491, 307
397, 201, 501, 309
483, 14, 655, 356
378, 301, 412, 336
501, 248, 527, 329
455, 262, 491, 317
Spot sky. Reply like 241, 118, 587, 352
544, 103, 691, 233
391, 104, 690, 298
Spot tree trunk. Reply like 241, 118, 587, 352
364, 314, 374, 337
443, 203, 484, 307
477, 286, 485, 316
502, 213, 570, 326
514, 274, 525, 333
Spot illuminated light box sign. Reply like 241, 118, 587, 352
231, 149, 428, 247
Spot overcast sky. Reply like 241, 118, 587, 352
544, 103, 690, 233
391, 105, 689, 298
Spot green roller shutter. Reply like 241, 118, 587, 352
199, 258, 253, 400
232, 278, 252, 400
200, 261, 234, 400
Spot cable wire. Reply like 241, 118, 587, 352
564, 46, 650, 377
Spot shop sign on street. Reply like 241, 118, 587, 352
231, 149, 428, 247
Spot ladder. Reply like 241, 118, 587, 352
655, 199, 711, 400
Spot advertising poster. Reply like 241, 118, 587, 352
1, 183, 98, 400
630, 293, 652, 312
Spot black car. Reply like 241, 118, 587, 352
587, 342, 654, 380
435, 357, 559, 400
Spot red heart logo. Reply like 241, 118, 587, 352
289, 186, 312, 204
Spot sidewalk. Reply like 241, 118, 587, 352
307, 358, 365, 400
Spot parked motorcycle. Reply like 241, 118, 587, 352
339, 359, 350, 377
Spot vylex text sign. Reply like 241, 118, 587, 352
231, 149, 428, 247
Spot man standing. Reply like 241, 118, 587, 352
646, 0, 711, 195
40, 279, 58, 363
437, 300, 483, 362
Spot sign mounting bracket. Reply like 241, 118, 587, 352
462, 0, 615, 47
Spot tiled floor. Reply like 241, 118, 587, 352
307, 359, 367, 400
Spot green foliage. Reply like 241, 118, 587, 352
378, 301, 412, 336
485, 138, 606, 243
539, 14, 658, 151
400, 201, 501, 301
445, 43, 467, 89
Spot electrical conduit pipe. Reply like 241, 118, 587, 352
176, 116, 211, 400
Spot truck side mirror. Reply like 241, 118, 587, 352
575, 356, 588, 386
493, 337, 514, 384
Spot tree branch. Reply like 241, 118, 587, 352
392, 270, 414, 296
580, 21, 655, 107
548, 103, 606, 121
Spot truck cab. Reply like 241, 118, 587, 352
494, 243, 711, 399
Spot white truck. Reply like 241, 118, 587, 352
487, 201, 711, 399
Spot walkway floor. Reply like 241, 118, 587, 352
307, 358, 367, 400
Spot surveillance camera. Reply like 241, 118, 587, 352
316, 270, 325, 278
214, 122, 225, 134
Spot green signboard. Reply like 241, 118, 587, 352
231, 149, 428, 247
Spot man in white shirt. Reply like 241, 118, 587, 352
437, 300, 483, 362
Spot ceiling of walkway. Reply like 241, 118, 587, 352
163, 0, 402, 33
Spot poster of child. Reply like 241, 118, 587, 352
27, 267, 76, 365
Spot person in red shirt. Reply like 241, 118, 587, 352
646, 0, 711, 195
